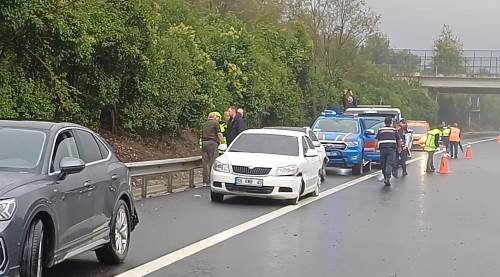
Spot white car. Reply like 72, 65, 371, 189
210, 129, 323, 205
263, 126, 328, 181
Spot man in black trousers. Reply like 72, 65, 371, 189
376, 117, 401, 186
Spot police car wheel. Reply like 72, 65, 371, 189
352, 161, 364, 175
364, 161, 372, 172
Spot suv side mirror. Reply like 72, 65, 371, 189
365, 129, 376, 136
59, 157, 85, 180
305, 149, 318, 157
313, 141, 322, 148
218, 144, 228, 152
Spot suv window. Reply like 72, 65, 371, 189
74, 130, 103, 163
52, 131, 80, 172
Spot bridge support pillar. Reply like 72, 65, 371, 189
468, 95, 481, 129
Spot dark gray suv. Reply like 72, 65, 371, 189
0, 120, 138, 276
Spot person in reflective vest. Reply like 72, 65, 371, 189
199, 112, 227, 154
441, 125, 451, 153
424, 127, 442, 173
448, 123, 461, 159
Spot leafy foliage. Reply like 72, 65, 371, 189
0, 0, 448, 136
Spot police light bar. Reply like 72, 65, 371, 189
320, 110, 342, 117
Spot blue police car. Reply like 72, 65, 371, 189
311, 110, 381, 175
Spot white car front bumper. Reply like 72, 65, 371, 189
210, 171, 302, 200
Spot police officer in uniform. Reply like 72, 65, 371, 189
201, 112, 224, 186
424, 126, 442, 173
376, 117, 400, 186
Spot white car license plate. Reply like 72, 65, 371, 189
235, 177, 263, 187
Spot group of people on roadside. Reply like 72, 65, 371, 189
200, 106, 247, 186
376, 118, 411, 187
377, 118, 462, 187
424, 122, 461, 173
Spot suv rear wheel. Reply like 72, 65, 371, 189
20, 219, 44, 277
96, 200, 130, 264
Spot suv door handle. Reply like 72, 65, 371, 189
84, 180, 93, 187
111, 174, 120, 181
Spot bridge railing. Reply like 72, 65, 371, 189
376, 49, 500, 77
126, 156, 202, 199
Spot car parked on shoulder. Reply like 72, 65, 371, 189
263, 126, 328, 181
0, 120, 139, 277
210, 129, 323, 205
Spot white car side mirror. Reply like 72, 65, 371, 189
305, 149, 318, 157
218, 144, 228, 152
313, 141, 322, 148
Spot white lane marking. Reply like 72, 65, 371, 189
116, 137, 496, 277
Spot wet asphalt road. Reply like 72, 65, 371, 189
45, 139, 498, 277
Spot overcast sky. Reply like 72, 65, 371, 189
366, 0, 499, 50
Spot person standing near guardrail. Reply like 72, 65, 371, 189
226, 106, 247, 146
201, 112, 224, 186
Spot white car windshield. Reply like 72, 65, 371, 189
229, 134, 299, 156
0, 128, 46, 170
313, 118, 359, 133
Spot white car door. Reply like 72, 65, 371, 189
301, 136, 318, 190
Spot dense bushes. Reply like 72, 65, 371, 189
0, 0, 439, 135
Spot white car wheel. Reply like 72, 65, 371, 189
312, 173, 321, 197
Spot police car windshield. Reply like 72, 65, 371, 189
313, 118, 359, 133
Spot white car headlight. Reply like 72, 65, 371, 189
346, 141, 359, 148
0, 199, 16, 221
276, 165, 299, 176
213, 160, 230, 173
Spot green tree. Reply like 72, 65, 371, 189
432, 24, 464, 75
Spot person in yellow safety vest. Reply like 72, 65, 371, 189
424, 126, 442, 173
448, 122, 461, 159
441, 125, 451, 154
199, 112, 227, 154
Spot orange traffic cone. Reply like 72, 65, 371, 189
439, 152, 450, 174
465, 144, 472, 160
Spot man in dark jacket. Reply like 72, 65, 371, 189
226, 106, 247, 145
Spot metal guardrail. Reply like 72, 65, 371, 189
126, 156, 202, 199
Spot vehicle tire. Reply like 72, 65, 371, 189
96, 200, 130, 265
312, 172, 321, 197
364, 161, 372, 172
352, 161, 364, 175
20, 219, 45, 277
285, 195, 300, 205
320, 162, 327, 182
210, 191, 224, 202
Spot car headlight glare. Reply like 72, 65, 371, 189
213, 160, 230, 173
0, 199, 16, 221
276, 165, 299, 176
346, 141, 359, 148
